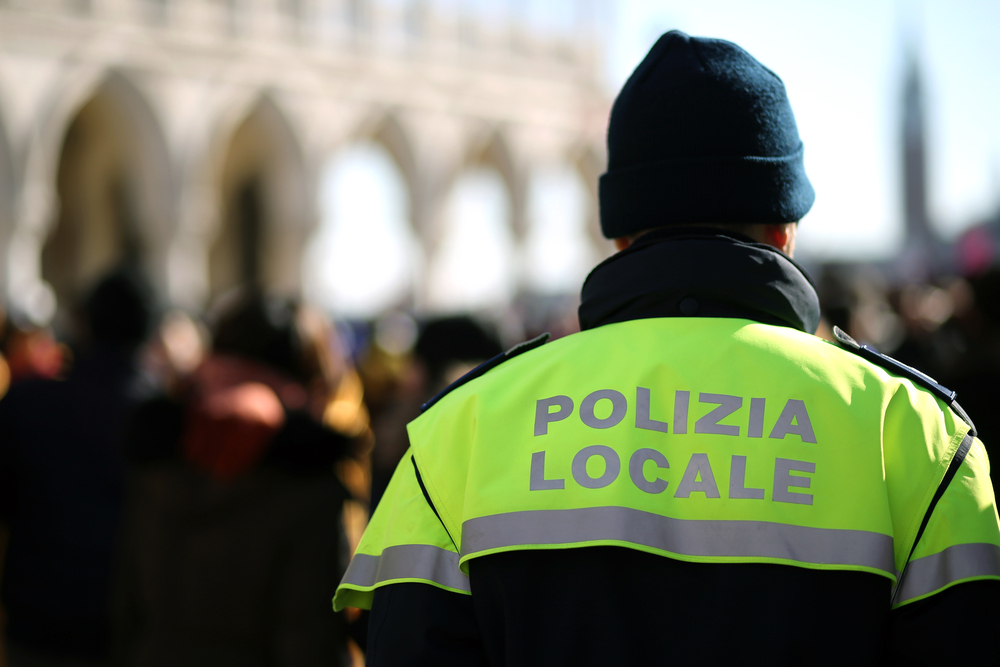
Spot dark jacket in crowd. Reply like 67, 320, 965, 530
0, 345, 152, 659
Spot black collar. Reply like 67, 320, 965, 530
578, 227, 821, 334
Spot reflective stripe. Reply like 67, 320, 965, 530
895, 542, 1000, 605
461, 506, 895, 575
340, 544, 470, 592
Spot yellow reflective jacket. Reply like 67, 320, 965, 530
336, 317, 1000, 612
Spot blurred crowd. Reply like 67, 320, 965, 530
0, 264, 545, 667
0, 257, 997, 667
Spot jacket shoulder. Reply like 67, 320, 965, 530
420, 333, 550, 414
831, 326, 975, 434
832, 327, 954, 402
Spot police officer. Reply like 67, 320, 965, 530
336, 32, 1000, 665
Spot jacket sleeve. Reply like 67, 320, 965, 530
335, 449, 487, 665
892, 434, 1000, 607
886, 434, 1000, 663
333, 449, 470, 611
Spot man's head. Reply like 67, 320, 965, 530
599, 31, 813, 252
83, 267, 156, 348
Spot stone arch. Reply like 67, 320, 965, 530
302, 110, 421, 316
424, 129, 523, 311
352, 110, 419, 233
209, 93, 308, 300
463, 129, 524, 242
523, 155, 601, 295
40, 70, 173, 322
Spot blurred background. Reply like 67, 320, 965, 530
0, 0, 998, 665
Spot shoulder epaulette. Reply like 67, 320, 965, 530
420, 332, 550, 414
832, 326, 976, 434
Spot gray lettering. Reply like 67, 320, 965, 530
534, 395, 573, 436
530, 451, 565, 490
769, 399, 817, 443
748, 397, 766, 438
580, 390, 627, 430
695, 393, 743, 436
673, 453, 721, 498
571, 445, 621, 489
635, 387, 669, 433
629, 448, 670, 494
729, 455, 765, 499
673, 390, 690, 434
773, 458, 815, 505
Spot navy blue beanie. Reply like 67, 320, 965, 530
599, 31, 815, 239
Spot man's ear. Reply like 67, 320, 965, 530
763, 224, 789, 249
614, 237, 631, 252
762, 223, 796, 256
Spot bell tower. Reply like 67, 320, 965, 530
902, 53, 934, 247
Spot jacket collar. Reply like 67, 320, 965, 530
578, 227, 821, 334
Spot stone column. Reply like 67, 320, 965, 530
6, 162, 59, 325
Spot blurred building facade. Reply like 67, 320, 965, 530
0, 0, 609, 325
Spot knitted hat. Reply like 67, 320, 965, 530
599, 31, 815, 239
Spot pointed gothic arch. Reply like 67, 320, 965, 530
423, 129, 525, 311
358, 112, 419, 228
300, 110, 422, 315
465, 130, 524, 241
306, 140, 417, 315
210, 93, 308, 300
40, 70, 172, 317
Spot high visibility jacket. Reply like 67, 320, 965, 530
336, 316, 1000, 612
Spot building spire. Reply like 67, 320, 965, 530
902, 48, 934, 247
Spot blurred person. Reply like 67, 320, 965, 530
116, 293, 366, 667
1, 324, 65, 386
0, 268, 157, 667
948, 268, 1000, 497
335, 32, 1000, 665
368, 316, 502, 510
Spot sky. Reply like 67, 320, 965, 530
606, 0, 1000, 261
306, 0, 1000, 316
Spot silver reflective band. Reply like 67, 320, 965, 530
895, 543, 1000, 605
461, 506, 895, 576
340, 544, 471, 592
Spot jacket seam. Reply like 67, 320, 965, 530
411, 450, 463, 554
410, 457, 460, 553
891, 424, 972, 604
